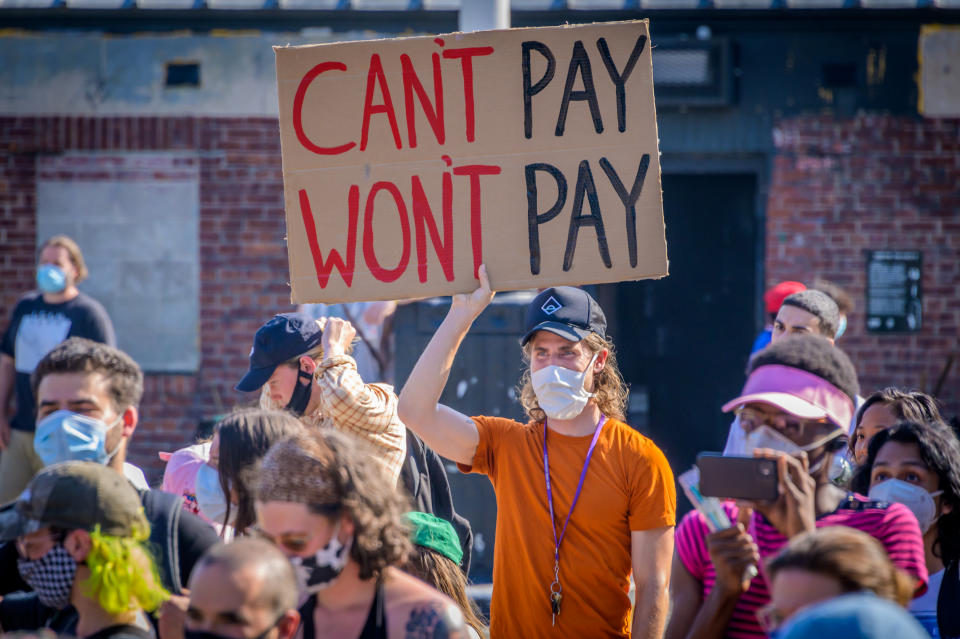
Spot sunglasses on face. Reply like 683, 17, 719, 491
736, 406, 832, 444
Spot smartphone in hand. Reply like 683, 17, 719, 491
696, 453, 779, 502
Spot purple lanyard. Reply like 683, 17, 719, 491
542, 414, 607, 564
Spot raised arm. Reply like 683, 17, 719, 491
397, 266, 494, 466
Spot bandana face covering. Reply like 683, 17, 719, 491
290, 521, 351, 594
17, 544, 77, 609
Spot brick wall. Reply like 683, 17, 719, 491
2, 113, 959, 481
0, 117, 293, 481
767, 114, 960, 419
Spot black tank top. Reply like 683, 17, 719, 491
298, 580, 386, 639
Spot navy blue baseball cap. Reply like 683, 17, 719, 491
520, 287, 606, 346
235, 313, 324, 392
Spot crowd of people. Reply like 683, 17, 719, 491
0, 235, 957, 639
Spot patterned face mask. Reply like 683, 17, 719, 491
17, 544, 77, 610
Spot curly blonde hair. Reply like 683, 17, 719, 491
518, 332, 629, 423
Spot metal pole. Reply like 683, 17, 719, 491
458, 0, 509, 32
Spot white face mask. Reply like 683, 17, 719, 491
869, 478, 943, 533
743, 425, 842, 474
195, 463, 235, 526
532, 354, 597, 421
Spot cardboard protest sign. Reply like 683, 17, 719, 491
276, 20, 667, 303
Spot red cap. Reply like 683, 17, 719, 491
764, 281, 806, 313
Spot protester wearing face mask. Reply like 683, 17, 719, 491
237, 314, 474, 574
667, 335, 927, 639
0, 338, 219, 635
236, 314, 406, 485
193, 409, 303, 536
185, 538, 300, 639
398, 270, 676, 639
850, 420, 960, 638
0, 235, 115, 502
254, 429, 468, 639
0, 462, 169, 639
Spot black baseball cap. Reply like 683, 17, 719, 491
0, 461, 148, 541
236, 313, 324, 392
520, 287, 606, 346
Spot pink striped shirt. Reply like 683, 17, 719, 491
675, 494, 928, 638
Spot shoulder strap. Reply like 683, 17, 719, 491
298, 595, 317, 639
139, 490, 184, 595
357, 580, 387, 639
938, 560, 960, 638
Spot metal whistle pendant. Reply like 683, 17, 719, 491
550, 591, 562, 626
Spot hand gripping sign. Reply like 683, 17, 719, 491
276, 20, 668, 304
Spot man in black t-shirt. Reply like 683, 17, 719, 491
0, 235, 115, 502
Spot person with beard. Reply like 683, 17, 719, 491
0, 235, 115, 502
0, 462, 169, 639
235, 314, 406, 486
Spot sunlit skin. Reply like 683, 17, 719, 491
35, 371, 136, 469
869, 440, 953, 573
765, 568, 845, 631
254, 501, 346, 561
263, 364, 304, 409
772, 306, 833, 344
853, 403, 900, 465
186, 562, 299, 639
527, 331, 606, 385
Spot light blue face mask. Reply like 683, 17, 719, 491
34, 409, 123, 467
835, 314, 847, 339
195, 463, 235, 526
36, 264, 67, 294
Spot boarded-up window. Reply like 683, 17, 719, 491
37, 152, 199, 372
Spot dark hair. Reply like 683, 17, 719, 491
216, 409, 304, 536
32, 337, 143, 411
283, 429, 412, 580
848, 388, 942, 456
402, 546, 487, 635
781, 290, 840, 338
748, 334, 859, 402
194, 537, 299, 615
850, 420, 960, 564
767, 526, 914, 606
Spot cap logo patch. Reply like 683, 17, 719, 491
541, 296, 562, 315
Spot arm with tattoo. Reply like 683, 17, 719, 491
404, 603, 468, 639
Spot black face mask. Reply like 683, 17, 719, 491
185, 614, 283, 639
285, 368, 313, 417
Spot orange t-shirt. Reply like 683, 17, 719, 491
459, 416, 676, 638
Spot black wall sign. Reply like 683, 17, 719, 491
866, 250, 922, 333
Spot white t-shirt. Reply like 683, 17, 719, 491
910, 568, 943, 637
123, 462, 149, 490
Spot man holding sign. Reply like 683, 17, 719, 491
398, 267, 676, 638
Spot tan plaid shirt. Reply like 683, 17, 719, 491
302, 354, 406, 486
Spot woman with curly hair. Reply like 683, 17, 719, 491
254, 428, 469, 639
851, 420, 960, 638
